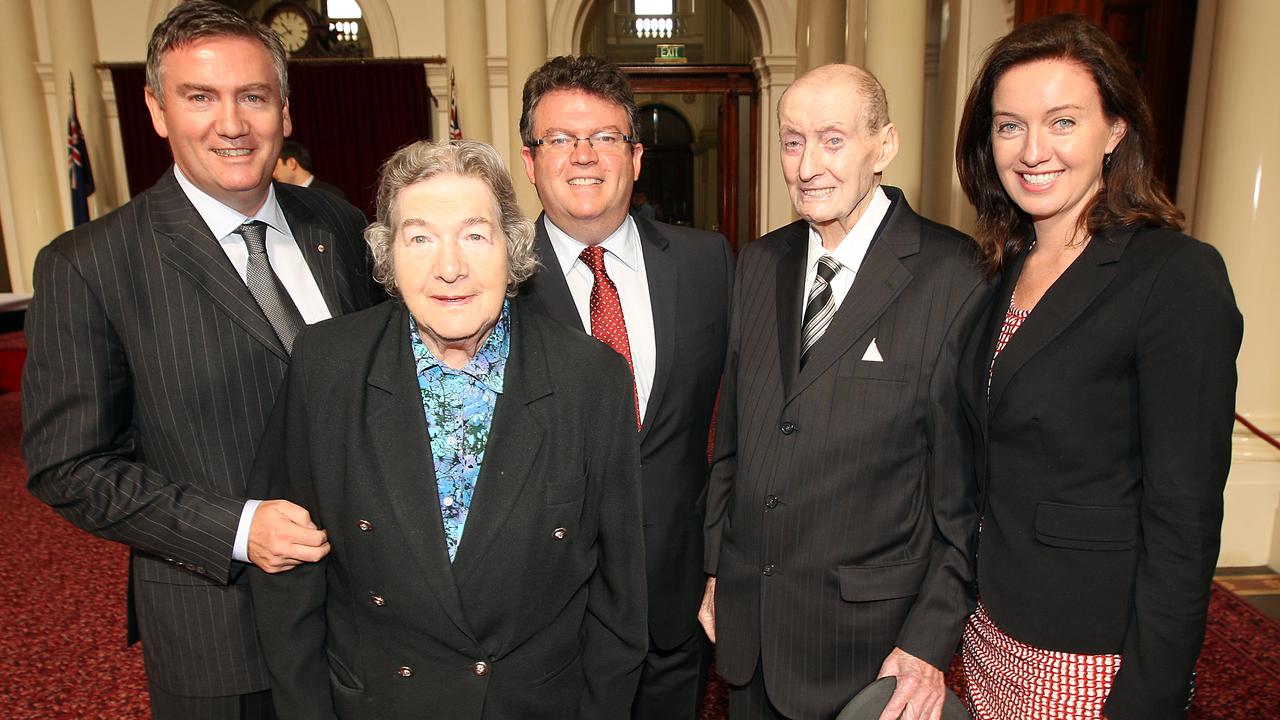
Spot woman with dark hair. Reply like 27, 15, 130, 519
955, 13, 1242, 719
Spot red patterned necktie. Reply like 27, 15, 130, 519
579, 245, 641, 429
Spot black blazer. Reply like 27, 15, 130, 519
519, 214, 733, 649
704, 188, 989, 719
959, 226, 1242, 719
249, 301, 648, 720
21, 169, 375, 695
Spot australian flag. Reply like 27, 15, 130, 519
67, 74, 95, 226
449, 68, 462, 140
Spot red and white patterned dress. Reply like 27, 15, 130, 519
964, 301, 1123, 719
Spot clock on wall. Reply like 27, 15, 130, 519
263, 2, 321, 56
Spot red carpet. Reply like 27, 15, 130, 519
1, 372, 1277, 717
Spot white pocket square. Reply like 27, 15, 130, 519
861, 339, 884, 362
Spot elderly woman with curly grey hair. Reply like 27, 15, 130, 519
249, 139, 648, 720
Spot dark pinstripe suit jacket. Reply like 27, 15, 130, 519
520, 215, 733, 650
704, 188, 989, 719
21, 168, 376, 697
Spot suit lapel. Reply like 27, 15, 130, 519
635, 217, 675, 444
523, 216, 587, 331
366, 304, 472, 637
970, 250, 1025, 442
276, 184, 352, 317
151, 170, 287, 360
774, 221, 809, 398
987, 227, 1133, 414
788, 195, 915, 401
451, 304, 550, 589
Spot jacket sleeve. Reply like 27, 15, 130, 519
580, 352, 649, 718
22, 243, 246, 583
702, 239, 743, 576
895, 252, 990, 670
246, 334, 338, 720
1104, 240, 1242, 719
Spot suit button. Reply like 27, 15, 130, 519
472, 661, 490, 677
553, 527, 568, 540
780, 421, 796, 435
762, 564, 775, 576
357, 519, 374, 532
397, 666, 414, 678
371, 594, 386, 607
764, 495, 779, 509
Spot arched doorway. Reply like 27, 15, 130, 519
633, 103, 695, 226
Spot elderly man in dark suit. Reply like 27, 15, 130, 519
700, 64, 988, 720
21, 3, 375, 718
516, 55, 733, 720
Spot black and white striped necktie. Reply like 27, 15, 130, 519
800, 254, 841, 367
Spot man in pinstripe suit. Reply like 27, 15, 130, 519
21, 4, 375, 718
699, 65, 987, 720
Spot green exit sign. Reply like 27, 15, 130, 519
655, 44, 687, 64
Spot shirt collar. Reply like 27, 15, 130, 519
806, 185, 891, 268
544, 215, 642, 275
409, 300, 510, 394
172, 165, 291, 241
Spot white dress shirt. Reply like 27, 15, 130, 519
173, 166, 333, 563
802, 185, 893, 323
544, 216, 657, 421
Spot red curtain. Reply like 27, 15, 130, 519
110, 62, 434, 217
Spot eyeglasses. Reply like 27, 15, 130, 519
529, 131, 637, 155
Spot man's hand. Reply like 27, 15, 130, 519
248, 499, 329, 573
876, 647, 945, 720
698, 576, 717, 643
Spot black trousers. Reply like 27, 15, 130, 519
632, 629, 712, 720
148, 681, 274, 720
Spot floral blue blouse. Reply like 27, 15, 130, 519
409, 301, 510, 562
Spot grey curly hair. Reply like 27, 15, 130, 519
365, 140, 538, 296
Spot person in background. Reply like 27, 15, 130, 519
518, 55, 732, 720
250, 139, 647, 719
954, 13, 1242, 719
701, 63, 986, 720
273, 139, 348, 200
630, 189, 657, 220
21, 2, 375, 717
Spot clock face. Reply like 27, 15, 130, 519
268, 8, 311, 53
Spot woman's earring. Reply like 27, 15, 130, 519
1104, 153, 1113, 170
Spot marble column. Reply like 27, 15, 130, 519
1186, 0, 1280, 566
48, 0, 119, 214
864, 0, 926, 206
506, 0, 547, 217
445, 0, 493, 144
0, 0, 63, 292
796, 0, 847, 77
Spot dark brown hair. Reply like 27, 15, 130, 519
146, 1, 288, 107
519, 56, 637, 149
956, 13, 1182, 277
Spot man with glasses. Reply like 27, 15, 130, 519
518, 55, 733, 720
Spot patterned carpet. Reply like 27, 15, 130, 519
1, 382, 1277, 718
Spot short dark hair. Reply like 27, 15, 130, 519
146, 1, 289, 107
278, 140, 314, 173
519, 55, 637, 149
956, 13, 1182, 277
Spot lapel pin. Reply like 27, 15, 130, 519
317, 243, 326, 253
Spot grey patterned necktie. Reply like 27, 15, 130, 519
800, 254, 842, 367
237, 221, 305, 353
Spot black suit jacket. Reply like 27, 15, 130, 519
704, 188, 989, 719
248, 301, 648, 719
519, 215, 733, 649
308, 178, 348, 201
21, 169, 375, 696
959, 226, 1242, 719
